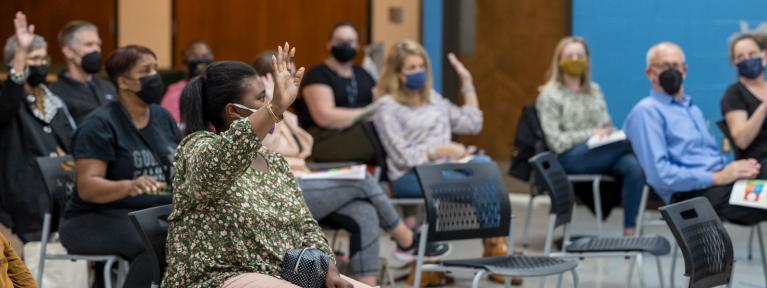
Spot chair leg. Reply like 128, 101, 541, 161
636, 186, 650, 236
556, 272, 564, 288
670, 244, 678, 288
116, 259, 129, 288
749, 226, 756, 260
412, 225, 428, 288
637, 254, 645, 288
756, 224, 767, 287
37, 213, 52, 288
522, 193, 536, 249
104, 258, 116, 288
471, 270, 486, 288
572, 269, 579, 288
656, 256, 665, 288
627, 255, 636, 287
592, 178, 603, 235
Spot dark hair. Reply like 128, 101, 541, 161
328, 21, 358, 40
730, 33, 767, 60
251, 51, 275, 76
183, 40, 211, 64
58, 20, 97, 48
181, 61, 257, 136
106, 45, 157, 86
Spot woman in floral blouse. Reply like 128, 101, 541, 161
163, 43, 367, 288
536, 36, 644, 236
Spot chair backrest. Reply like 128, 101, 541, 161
415, 162, 511, 241
35, 155, 76, 204
659, 197, 733, 288
35, 155, 76, 233
716, 119, 744, 159
128, 205, 173, 285
528, 152, 574, 228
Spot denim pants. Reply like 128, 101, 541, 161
558, 142, 645, 228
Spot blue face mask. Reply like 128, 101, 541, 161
403, 71, 427, 90
737, 57, 766, 79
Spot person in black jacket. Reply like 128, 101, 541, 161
50, 20, 115, 124
0, 12, 76, 238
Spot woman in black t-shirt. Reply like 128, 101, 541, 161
60, 45, 178, 288
294, 22, 380, 164
721, 33, 767, 176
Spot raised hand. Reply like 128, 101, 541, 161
13, 11, 35, 50
271, 42, 305, 113
447, 53, 472, 84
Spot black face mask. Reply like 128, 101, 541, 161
187, 59, 212, 78
659, 68, 683, 96
80, 51, 102, 74
134, 74, 165, 104
27, 65, 49, 87
331, 43, 357, 63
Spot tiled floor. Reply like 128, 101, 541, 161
369, 193, 767, 288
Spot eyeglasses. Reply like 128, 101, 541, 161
27, 55, 50, 65
651, 62, 686, 71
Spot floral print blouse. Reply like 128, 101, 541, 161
162, 119, 334, 288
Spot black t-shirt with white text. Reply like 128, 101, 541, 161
66, 101, 179, 216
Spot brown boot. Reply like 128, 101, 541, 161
483, 237, 523, 285
405, 260, 454, 287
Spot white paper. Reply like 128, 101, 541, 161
586, 130, 627, 149
299, 165, 367, 180
729, 179, 767, 209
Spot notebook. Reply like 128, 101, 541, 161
729, 179, 767, 209
299, 164, 368, 180
586, 130, 627, 149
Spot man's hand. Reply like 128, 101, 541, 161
713, 159, 761, 186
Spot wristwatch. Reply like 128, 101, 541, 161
9, 66, 29, 85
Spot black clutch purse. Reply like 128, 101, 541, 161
280, 248, 331, 288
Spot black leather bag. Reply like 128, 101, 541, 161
280, 248, 331, 288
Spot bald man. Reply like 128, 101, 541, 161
624, 42, 767, 224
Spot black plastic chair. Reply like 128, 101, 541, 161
529, 152, 670, 288
659, 197, 734, 288
411, 162, 578, 288
35, 155, 128, 288
128, 204, 173, 288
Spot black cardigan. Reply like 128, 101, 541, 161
0, 79, 75, 236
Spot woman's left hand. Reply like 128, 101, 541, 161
448, 53, 473, 85
325, 263, 353, 288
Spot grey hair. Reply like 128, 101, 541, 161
58, 21, 98, 48
646, 41, 685, 68
4, 34, 47, 65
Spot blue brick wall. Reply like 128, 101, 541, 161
573, 0, 767, 141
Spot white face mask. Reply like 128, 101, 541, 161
231, 103, 275, 134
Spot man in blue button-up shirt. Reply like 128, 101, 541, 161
625, 42, 765, 225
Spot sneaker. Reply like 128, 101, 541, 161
394, 241, 452, 262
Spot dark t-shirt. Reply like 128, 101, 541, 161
50, 70, 116, 125
66, 101, 179, 216
294, 63, 375, 129
721, 82, 767, 160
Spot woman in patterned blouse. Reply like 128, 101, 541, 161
535, 36, 644, 236
164, 43, 368, 288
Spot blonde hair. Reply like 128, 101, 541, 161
376, 39, 433, 104
542, 36, 593, 94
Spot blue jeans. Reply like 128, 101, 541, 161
558, 142, 645, 228
392, 155, 494, 198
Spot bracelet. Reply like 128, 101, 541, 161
461, 83, 476, 94
266, 103, 284, 123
